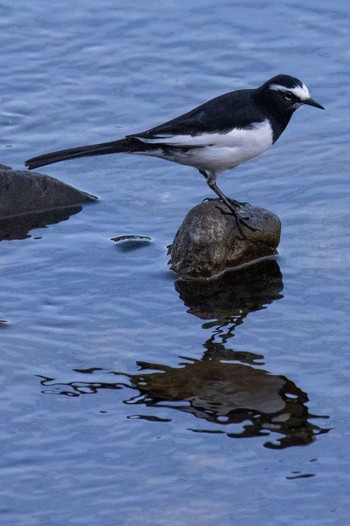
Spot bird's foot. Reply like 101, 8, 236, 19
201, 186, 256, 236
202, 196, 249, 207
238, 215, 258, 233
228, 197, 249, 207
217, 200, 259, 236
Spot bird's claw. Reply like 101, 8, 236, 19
203, 196, 249, 208
216, 204, 259, 236
229, 199, 249, 207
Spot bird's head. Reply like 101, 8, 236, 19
257, 74, 324, 114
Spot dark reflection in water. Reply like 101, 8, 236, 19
0, 205, 82, 241
37, 258, 329, 448
38, 350, 329, 449
127, 355, 329, 449
175, 258, 283, 344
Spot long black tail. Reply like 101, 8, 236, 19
25, 138, 133, 170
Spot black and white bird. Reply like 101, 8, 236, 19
25, 74, 324, 229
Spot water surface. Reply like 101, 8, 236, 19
0, 1, 349, 524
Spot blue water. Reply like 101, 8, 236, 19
0, 1, 349, 524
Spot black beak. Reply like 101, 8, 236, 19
304, 98, 325, 110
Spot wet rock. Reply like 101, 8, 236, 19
169, 199, 281, 279
112, 234, 152, 251
0, 163, 97, 218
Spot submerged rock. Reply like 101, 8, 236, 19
0, 164, 96, 218
169, 199, 281, 279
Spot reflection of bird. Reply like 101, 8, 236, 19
25, 74, 323, 227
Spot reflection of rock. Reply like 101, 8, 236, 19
127, 358, 329, 449
169, 199, 281, 278
132, 359, 287, 412
0, 206, 83, 241
176, 258, 283, 333
38, 355, 329, 449
0, 163, 96, 217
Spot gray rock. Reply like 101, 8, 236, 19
169, 199, 281, 279
0, 164, 97, 218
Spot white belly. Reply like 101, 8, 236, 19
136, 120, 274, 174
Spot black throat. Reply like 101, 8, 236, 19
255, 89, 296, 143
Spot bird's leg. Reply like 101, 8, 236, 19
200, 170, 240, 206
199, 170, 248, 207
200, 170, 257, 233
199, 169, 213, 202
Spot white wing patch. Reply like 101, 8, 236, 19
269, 82, 310, 101
136, 133, 213, 146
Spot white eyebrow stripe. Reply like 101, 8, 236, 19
269, 83, 310, 101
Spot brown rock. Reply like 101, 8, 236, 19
169, 199, 281, 278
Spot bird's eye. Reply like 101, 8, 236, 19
284, 92, 293, 101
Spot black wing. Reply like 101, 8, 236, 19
130, 89, 265, 140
